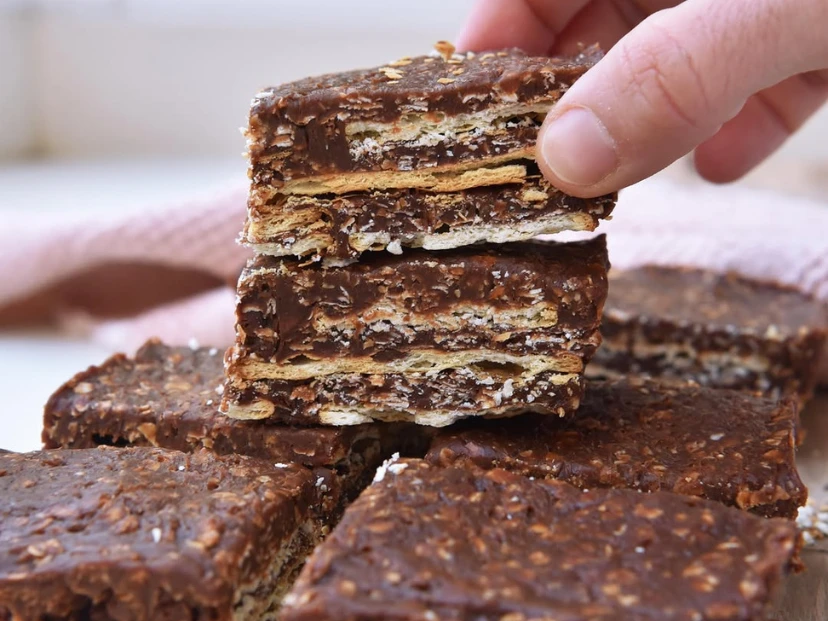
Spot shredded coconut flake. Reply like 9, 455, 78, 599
797, 501, 828, 546
274, 463, 290, 469
151, 528, 162, 543
188, 337, 200, 350
387, 240, 403, 255
373, 452, 402, 483
208, 347, 219, 356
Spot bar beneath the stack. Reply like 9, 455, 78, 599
427, 377, 807, 518
42, 339, 429, 512
282, 460, 802, 621
222, 236, 609, 426
590, 267, 828, 400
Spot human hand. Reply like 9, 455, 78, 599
458, 0, 828, 198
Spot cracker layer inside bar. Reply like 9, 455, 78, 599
233, 350, 586, 381
259, 152, 532, 197
244, 176, 616, 260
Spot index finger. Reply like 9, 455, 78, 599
456, 0, 592, 54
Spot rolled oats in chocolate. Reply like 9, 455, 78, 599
0, 447, 322, 621
282, 460, 801, 621
427, 377, 807, 518
592, 267, 828, 400
222, 236, 608, 426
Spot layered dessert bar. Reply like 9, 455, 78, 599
244, 44, 615, 261
282, 460, 801, 621
222, 236, 609, 426
592, 267, 828, 399
427, 377, 806, 518
43, 340, 428, 509
0, 447, 324, 620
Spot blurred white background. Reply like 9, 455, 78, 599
0, 0, 827, 451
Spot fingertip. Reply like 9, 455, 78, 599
535, 107, 622, 198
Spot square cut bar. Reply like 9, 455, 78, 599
282, 460, 801, 621
42, 339, 427, 511
248, 45, 602, 196
0, 447, 321, 621
426, 377, 807, 518
222, 236, 609, 426
245, 45, 616, 260
591, 267, 828, 399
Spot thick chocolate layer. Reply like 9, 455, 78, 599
282, 460, 801, 621
427, 377, 806, 518
229, 236, 608, 376
0, 447, 320, 621
598, 267, 828, 398
248, 46, 600, 190
245, 175, 616, 260
222, 369, 584, 427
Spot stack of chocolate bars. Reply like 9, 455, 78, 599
3, 43, 826, 621
221, 43, 616, 427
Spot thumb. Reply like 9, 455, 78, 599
536, 0, 828, 197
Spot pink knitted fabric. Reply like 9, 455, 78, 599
0, 177, 825, 379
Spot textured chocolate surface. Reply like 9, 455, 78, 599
42, 340, 430, 514
244, 175, 616, 260
223, 369, 584, 427
43, 340, 409, 470
282, 460, 801, 621
247, 47, 600, 191
0, 447, 319, 621
427, 377, 806, 518
595, 267, 828, 398
228, 236, 608, 376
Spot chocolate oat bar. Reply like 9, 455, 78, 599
0, 447, 323, 620
282, 460, 801, 621
249, 45, 600, 195
427, 377, 806, 518
244, 44, 615, 260
43, 340, 427, 509
222, 236, 609, 426
591, 267, 828, 399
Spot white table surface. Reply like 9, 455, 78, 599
0, 157, 242, 452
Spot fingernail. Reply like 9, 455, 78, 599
539, 107, 618, 187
